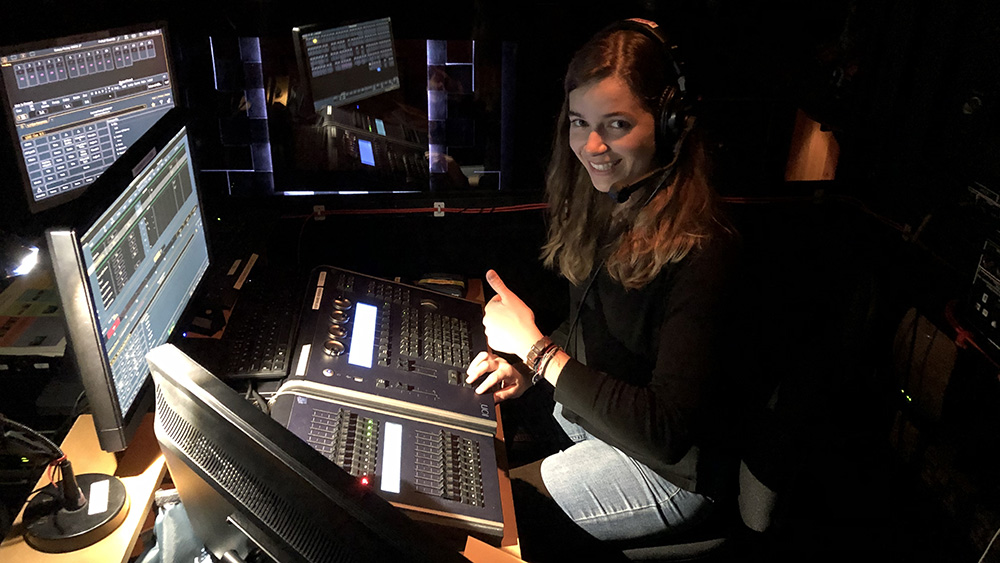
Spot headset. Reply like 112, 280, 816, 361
600, 18, 695, 203
603, 18, 692, 157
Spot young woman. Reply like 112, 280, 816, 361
466, 19, 740, 549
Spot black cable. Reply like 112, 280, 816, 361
0, 414, 63, 460
243, 383, 270, 415
50, 390, 89, 444
565, 167, 673, 355
564, 262, 601, 357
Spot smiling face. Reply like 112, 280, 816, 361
568, 76, 657, 193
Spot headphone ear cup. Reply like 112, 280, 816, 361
656, 87, 684, 156
604, 19, 691, 159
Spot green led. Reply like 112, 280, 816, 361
21, 457, 29, 464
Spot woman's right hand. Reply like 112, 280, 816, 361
466, 351, 531, 402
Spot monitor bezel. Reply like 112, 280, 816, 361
0, 21, 178, 216
45, 108, 203, 452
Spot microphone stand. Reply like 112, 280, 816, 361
2, 414, 130, 553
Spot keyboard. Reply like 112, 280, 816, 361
174, 256, 305, 381
216, 280, 298, 378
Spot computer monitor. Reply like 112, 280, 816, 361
146, 343, 468, 563
292, 17, 401, 113
46, 109, 208, 453
0, 22, 176, 214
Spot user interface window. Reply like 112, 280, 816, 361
0, 27, 175, 208
79, 128, 207, 416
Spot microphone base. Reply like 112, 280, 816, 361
23, 473, 130, 553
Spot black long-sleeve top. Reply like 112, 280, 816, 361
553, 226, 741, 496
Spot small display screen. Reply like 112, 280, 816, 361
347, 302, 377, 368
358, 139, 375, 166
379, 422, 402, 494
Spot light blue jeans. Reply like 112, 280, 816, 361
538, 403, 715, 542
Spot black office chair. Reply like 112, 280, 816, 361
618, 200, 888, 562
618, 406, 787, 562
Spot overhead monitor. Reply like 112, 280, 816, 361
146, 343, 468, 563
46, 110, 208, 452
292, 17, 401, 112
0, 23, 176, 213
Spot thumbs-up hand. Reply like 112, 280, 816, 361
482, 269, 543, 359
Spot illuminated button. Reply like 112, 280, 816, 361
324, 340, 346, 356
330, 310, 351, 324
322, 368, 335, 377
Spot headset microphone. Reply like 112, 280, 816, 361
607, 164, 674, 203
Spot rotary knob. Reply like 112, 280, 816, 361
329, 309, 351, 324
323, 340, 346, 356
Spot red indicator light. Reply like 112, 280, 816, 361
360, 476, 369, 486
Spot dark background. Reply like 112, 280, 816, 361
2, 1, 1000, 560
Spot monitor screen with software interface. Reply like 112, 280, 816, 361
47, 112, 208, 452
0, 23, 176, 213
292, 17, 401, 112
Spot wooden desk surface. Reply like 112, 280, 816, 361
466, 278, 522, 559
0, 414, 166, 563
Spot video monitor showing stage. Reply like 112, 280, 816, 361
0, 23, 176, 213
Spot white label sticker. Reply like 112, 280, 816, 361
295, 344, 311, 376
88, 479, 110, 515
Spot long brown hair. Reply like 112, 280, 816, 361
540, 27, 721, 289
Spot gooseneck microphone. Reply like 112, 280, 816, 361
1, 413, 131, 553
607, 164, 675, 203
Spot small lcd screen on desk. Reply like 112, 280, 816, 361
348, 302, 377, 368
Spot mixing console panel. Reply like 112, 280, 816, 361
282, 266, 495, 433
271, 266, 504, 539
270, 390, 504, 537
